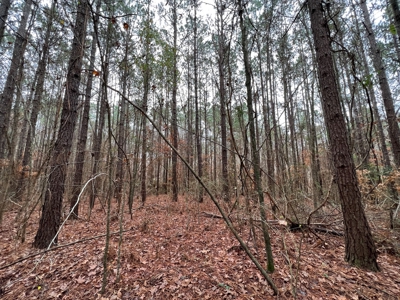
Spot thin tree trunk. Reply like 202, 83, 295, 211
212, 104, 217, 183
261, 35, 277, 213
115, 34, 129, 206
340, 50, 368, 167
185, 56, 193, 191
193, 1, 203, 203
141, 9, 152, 205
15, 10, 52, 203
163, 100, 170, 193
9, 55, 25, 161
90, 2, 115, 212
390, 0, 400, 44
269, 53, 281, 196
391, 29, 400, 66
16, 69, 39, 162
171, 0, 179, 202
351, 2, 391, 168
70, 1, 100, 218
22, 0, 56, 167
302, 44, 323, 208
0, 0, 33, 158
217, 1, 229, 202
0, 0, 12, 43
360, 0, 400, 168
238, 0, 274, 273
90, 72, 107, 211
129, 112, 142, 213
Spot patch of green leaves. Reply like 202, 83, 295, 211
389, 23, 397, 35
218, 283, 231, 290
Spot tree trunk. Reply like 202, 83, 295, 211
0, 0, 11, 43
115, 34, 129, 206
238, 0, 274, 273
22, 0, 56, 167
261, 33, 278, 213
212, 104, 217, 183
15, 1, 55, 204
9, 55, 25, 161
340, 48, 368, 167
16, 69, 39, 162
217, 0, 229, 202
268, 55, 281, 197
360, 0, 400, 168
308, 0, 378, 271
141, 10, 152, 205
33, 0, 88, 249
129, 111, 141, 213
162, 100, 170, 194
70, 1, 100, 218
390, 0, 400, 44
350, 2, 391, 168
0, 0, 33, 158
90, 83, 107, 210
171, 0, 179, 202
90, 3, 114, 212
185, 55, 193, 191
193, 2, 203, 203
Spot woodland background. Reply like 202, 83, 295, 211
0, 0, 400, 298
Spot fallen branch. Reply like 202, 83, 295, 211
0, 229, 133, 271
201, 211, 344, 236
202, 211, 287, 224
312, 227, 343, 236
201, 211, 224, 219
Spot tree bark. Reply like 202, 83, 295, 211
89, 2, 113, 212
33, 0, 88, 249
16, 69, 39, 162
217, 0, 229, 202
308, 0, 378, 271
22, 0, 56, 167
238, 0, 274, 273
185, 56, 193, 191
141, 9, 152, 205
70, 1, 100, 218
390, 0, 400, 44
0, 0, 33, 158
261, 27, 278, 213
90, 83, 107, 210
9, 54, 25, 161
171, 0, 179, 202
360, 0, 400, 168
115, 33, 129, 206
0, 0, 11, 43
350, 1, 391, 168
193, 1, 203, 203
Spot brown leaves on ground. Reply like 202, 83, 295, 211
0, 195, 399, 299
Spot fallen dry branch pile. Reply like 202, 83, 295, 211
0, 195, 399, 299
201, 211, 344, 237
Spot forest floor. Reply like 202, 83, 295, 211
0, 195, 400, 300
